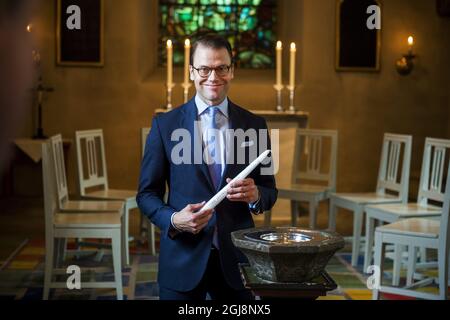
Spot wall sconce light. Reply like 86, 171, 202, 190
26, 22, 54, 139
396, 36, 416, 76
26, 23, 41, 66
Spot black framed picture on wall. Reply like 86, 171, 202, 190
335, 0, 381, 72
436, 0, 450, 17
56, 0, 104, 67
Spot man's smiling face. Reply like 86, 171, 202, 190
190, 44, 234, 106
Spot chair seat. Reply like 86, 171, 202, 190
85, 189, 137, 202
62, 200, 124, 214
366, 203, 442, 218
278, 184, 331, 199
279, 184, 330, 194
54, 212, 121, 228
331, 192, 399, 205
376, 218, 440, 239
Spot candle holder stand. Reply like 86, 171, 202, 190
287, 85, 296, 112
181, 83, 192, 104
166, 83, 175, 110
273, 84, 284, 112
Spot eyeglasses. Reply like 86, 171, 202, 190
191, 65, 232, 78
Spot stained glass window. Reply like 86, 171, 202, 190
159, 0, 277, 69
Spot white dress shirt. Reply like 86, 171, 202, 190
195, 94, 230, 177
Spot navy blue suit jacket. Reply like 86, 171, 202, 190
136, 98, 277, 292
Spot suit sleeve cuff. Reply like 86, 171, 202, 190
168, 211, 183, 239
248, 191, 263, 215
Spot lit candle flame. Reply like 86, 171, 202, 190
27, 24, 32, 32
290, 42, 296, 50
408, 36, 414, 46
276, 41, 282, 49
167, 39, 172, 48
185, 39, 190, 47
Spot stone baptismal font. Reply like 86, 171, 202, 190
232, 226, 345, 299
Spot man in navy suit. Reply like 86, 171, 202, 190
137, 34, 277, 300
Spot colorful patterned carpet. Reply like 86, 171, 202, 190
0, 237, 445, 300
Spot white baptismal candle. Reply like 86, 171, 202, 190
200, 150, 271, 212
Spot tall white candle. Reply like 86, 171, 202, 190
276, 41, 282, 87
184, 39, 191, 85
167, 39, 173, 87
407, 36, 414, 54
200, 150, 271, 212
289, 42, 296, 88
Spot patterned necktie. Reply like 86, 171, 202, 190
206, 106, 222, 190
205, 106, 222, 249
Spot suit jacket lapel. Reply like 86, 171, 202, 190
180, 98, 216, 193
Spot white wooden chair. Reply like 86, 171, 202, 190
365, 138, 450, 282
329, 133, 413, 266
140, 127, 156, 256
50, 134, 125, 260
372, 163, 450, 300
265, 129, 338, 229
42, 141, 123, 300
50, 134, 124, 214
75, 129, 145, 266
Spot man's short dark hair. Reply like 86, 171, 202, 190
190, 33, 234, 66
